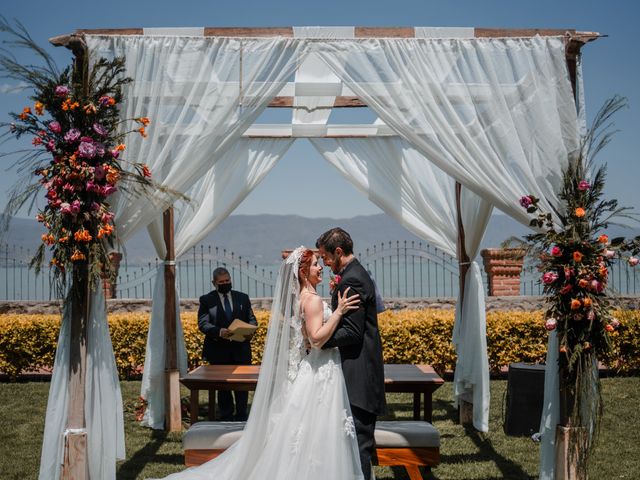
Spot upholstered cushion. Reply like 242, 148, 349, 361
183, 422, 245, 450
183, 420, 439, 450
374, 421, 440, 448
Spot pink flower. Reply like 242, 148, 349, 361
111, 149, 120, 159
578, 180, 591, 191
551, 246, 562, 257
78, 141, 97, 159
45, 139, 56, 152
62, 183, 75, 193
48, 121, 62, 134
93, 165, 106, 180
86, 180, 100, 193
610, 317, 620, 328
64, 128, 81, 143
101, 211, 115, 223
519, 195, 533, 208
590, 279, 603, 293
92, 122, 107, 137
604, 249, 616, 259
545, 318, 557, 331
629, 257, 639, 267
101, 184, 117, 197
542, 271, 559, 284
90, 202, 100, 211
586, 310, 595, 321
54, 85, 70, 97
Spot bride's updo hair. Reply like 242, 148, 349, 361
297, 248, 315, 289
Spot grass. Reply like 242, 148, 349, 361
0, 378, 638, 479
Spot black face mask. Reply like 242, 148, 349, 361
217, 283, 232, 295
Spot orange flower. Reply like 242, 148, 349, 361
62, 99, 79, 111
34, 102, 44, 115
138, 127, 147, 138
74, 229, 93, 243
598, 234, 609, 244
573, 251, 583, 262
570, 298, 581, 310
106, 166, 120, 184
583, 297, 592, 308
578, 279, 589, 288
58, 236, 69, 243
84, 103, 97, 114
97, 223, 114, 239
605, 324, 614, 333
41, 233, 55, 245
70, 250, 86, 262
141, 164, 151, 178
137, 117, 151, 126
19, 106, 31, 120
559, 345, 567, 354
115, 144, 126, 152
574, 207, 586, 217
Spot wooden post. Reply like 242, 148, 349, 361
163, 207, 182, 431
61, 262, 90, 480
454, 182, 474, 425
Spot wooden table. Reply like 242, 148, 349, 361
181, 364, 444, 423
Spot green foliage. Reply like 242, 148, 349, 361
2, 309, 640, 380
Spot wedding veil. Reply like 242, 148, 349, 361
163, 247, 307, 479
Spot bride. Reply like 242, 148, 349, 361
162, 246, 364, 479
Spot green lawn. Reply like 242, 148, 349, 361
0, 377, 638, 479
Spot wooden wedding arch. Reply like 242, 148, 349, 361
49, 26, 599, 479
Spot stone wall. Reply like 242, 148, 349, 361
2, 295, 639, 315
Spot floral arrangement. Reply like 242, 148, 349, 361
520, 96, 639, 473
1, 18, 155, 289
329, 273, 342, 293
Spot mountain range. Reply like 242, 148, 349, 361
2, 213, 639, 266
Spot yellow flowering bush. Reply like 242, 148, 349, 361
1, 309, 639, 380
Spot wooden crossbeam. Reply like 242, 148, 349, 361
52, 26, 599, 40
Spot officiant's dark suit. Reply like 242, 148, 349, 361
198, 267, 257, 421
318, 228, 387, 480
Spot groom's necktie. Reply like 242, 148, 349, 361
223, 293, 232, 322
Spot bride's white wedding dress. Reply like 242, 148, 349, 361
162, 300, 364, 480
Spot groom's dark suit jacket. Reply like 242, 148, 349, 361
324, 259, 387, 416
197, 289, 257, 364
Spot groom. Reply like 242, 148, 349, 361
317, 227, 387, 480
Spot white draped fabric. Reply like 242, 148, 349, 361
313, 36, 580, 225
311, 137, 493, 430
38, 35, 306, 477
38, 32, 582, 478
39, 282, 125, 480
85, 35, 308, 242
141, 138, 293, 429
452, 188, 493, 431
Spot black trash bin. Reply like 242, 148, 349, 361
503, 362, 546, 436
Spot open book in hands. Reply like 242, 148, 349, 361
227, 318, 258, 342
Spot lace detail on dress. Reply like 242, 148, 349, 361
342, 409, 356, 438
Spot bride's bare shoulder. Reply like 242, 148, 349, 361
300, 291, 322, 313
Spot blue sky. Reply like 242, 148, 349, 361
1, 0, 638, 220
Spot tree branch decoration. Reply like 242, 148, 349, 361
0, 17, 159, 292
520, 96, 639, 475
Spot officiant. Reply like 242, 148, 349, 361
198, 267, 258, 421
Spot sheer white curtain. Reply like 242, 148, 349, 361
313, 36, 579, 225
141, 138, 293, 429
311, 137, 493, 430
39, 282, 125, 480
85, 34, 308, 242
452, 188, 493, 431
39, 35, 306, 478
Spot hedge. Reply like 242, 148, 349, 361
1, 309, 639, 380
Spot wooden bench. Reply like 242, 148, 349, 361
183, 420, 440, 480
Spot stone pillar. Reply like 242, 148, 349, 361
480, 248, 525, 296
102, 251, 123, 299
